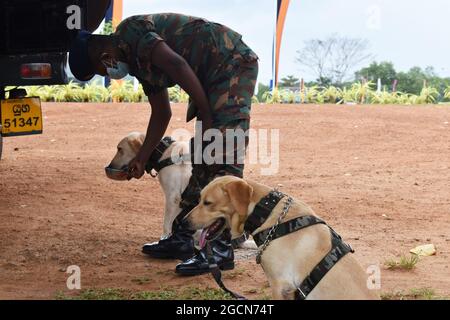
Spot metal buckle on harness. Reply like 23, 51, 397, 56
297, 287, 307, 299
150, 169, 158, 178
160, 137, 173, 149
154, 137, 175, 159
347, 243, 355, 253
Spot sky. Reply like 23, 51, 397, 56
118, 0, 450, 85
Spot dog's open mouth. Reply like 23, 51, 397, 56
199, 218, 227, 249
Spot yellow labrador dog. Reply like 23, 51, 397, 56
107, 132, 191, 238
106, 133, 257, 250
184, 176, 379, 300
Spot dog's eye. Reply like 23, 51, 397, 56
203, 200, 212, 206
117, 147, 123, 154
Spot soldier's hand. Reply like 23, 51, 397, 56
127, 157, 146, 180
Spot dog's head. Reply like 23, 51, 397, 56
184, 176, 253, 247
109, 132, 145, 170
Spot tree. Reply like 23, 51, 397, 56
395, 66, 450, 95
296, 34, 372, 85
279, 75, 300, 88
355, 61, 397, 87
396, 67, 431, 95
354, 63, 450, 96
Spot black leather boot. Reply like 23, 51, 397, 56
175, 230, 234, 276
142, 230, 195, 260
142, 209, 196, 260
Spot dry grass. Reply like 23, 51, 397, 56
381, 288, 448, 300
385, 254, 419, 270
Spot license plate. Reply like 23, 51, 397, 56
0, 97, 43, 137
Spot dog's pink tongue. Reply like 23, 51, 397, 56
199, 229, 208, 249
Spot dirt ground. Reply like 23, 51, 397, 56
0, 102, 449, 300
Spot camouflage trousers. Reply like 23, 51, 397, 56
208, 49, 259, 125
179, 120, 250, 213
175, 56, 258, 227
187, 45, 259, 125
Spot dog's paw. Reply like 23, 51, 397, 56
239, 240, 258, 250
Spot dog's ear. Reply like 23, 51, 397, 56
128, 134, 145, 154
223, 180, 253, 218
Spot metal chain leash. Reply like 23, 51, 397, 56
256, 193, 294, 264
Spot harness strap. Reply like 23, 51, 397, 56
244, 190, 285, 234
206, 243, 247, 300
206, 188, 355, 301
152, 157, 175, 172
152, 154, 191, 172
253, 215, 327, 247
145, 137, 186, 175
295, 230, 354, 300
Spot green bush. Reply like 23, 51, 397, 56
261, 88, 282, 104
8, 82, 450, 105
322, 86, 342, 103
168, 86, 189, 103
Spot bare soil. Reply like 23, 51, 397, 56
0, 102, 449, 299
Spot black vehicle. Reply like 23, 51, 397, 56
0, 0, 111, 159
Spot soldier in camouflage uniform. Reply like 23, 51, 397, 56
69, 13, 258, 276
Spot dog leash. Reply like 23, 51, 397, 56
205, 192, 293, 300
206, 243, 247, 300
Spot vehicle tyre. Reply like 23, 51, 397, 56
0, 131, 3, 160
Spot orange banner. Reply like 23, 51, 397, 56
112, 0, 123, 26
275, 0, 291, 87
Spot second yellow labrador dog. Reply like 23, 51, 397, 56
107, 132, 191, 238
184, 176, 379, 300
106, 132, 258, 250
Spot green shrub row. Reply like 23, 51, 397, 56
259, 82, 450, 105
11, 81, 189, 104
10, 80, 450, 105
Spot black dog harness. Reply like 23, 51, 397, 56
210, 190, 354, 300
145, 137, 189, 176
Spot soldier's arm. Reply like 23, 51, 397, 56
140, 88, 172, 162
151, 42, 213, 133
127, 88, 172, 179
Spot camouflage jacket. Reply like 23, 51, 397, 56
115, 13, 258, 123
